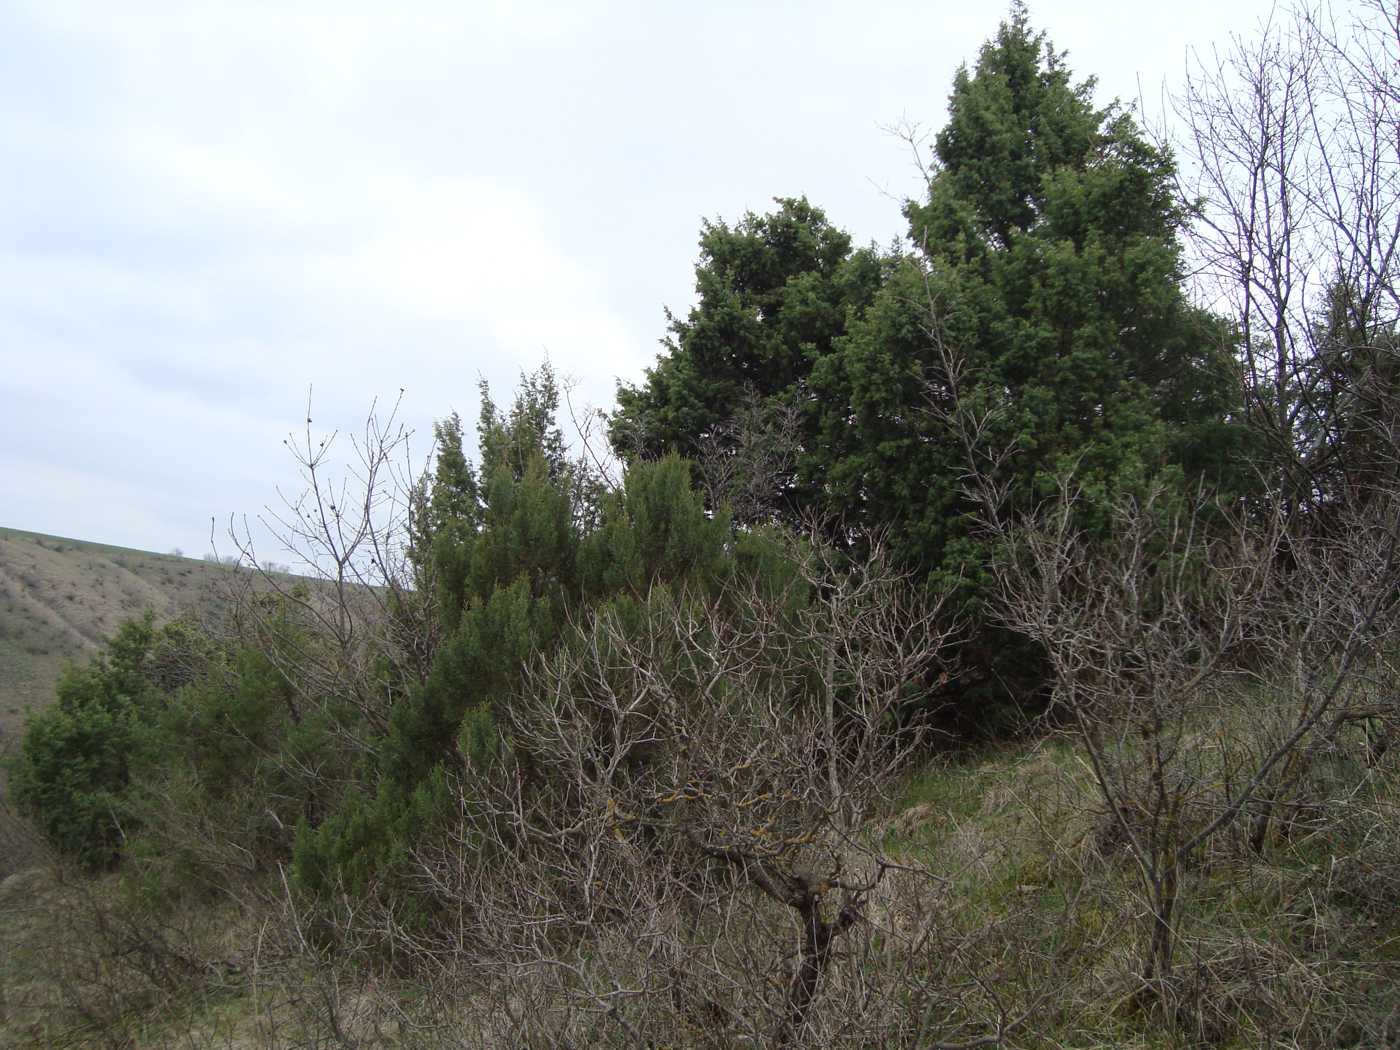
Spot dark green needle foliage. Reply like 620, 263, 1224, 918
897, 2, 1241, 508
815, 6, 1243, 711
817, 5, 1243, 557
8, 613, 211, 869
611, 197, 887, 518
293, 368, 797, 915
612, 5, 1245, 722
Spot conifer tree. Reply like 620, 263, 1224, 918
293, 370, 790, 914
610, 197, 886, 519
805, 7, 1244, 712
814, 5, 1240, 572
610, 7, 1244, 719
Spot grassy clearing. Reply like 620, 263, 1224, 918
873, 704, 1400, 1048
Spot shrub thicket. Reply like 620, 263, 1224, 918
7, 5, 1399, 1045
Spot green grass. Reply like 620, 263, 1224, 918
870, 714, 1400, 1048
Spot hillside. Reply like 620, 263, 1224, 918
0, 527, 237, 779
3, 728, 1396, 1048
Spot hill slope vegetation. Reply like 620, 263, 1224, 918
0, 528, 235, 775
4, 3, 1398, 1045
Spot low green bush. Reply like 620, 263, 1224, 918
7, 612, 213, 870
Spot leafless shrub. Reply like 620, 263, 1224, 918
692, 391, 805, 526
0, 863, 249, 1047
375, 537, 1072, 1048
1175, 0, 1400, 501
985, 472, 1400, 1016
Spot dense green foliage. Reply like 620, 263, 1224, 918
611, 198, 886, 519
611, 6, 1249, 717
286, 369, 812, 911
833, 10, 1249, 706
7, 614, 210, 868
623, 9, 1247, 543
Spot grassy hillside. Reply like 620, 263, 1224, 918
2, 726, 1395, 1048
0, 514, 1395, 1046
0, 527, 236, 780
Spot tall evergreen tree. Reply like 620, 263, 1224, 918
613, 7, 1244, 719
805, 6, 1244, 711
428, 412, 479, 531
611, 197, 886, 518
816, 4, 1240, 561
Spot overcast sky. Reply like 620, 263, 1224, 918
1, 0, 1282, 561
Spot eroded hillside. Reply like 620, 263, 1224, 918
0, 527, 233, 776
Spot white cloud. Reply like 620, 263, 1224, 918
0, 0, 1287, 555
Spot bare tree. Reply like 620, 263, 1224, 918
985, 470, 1400, 1009
386, 538, 1063, 1048
218, 392, 432, 742
1176, 0, 1399, 498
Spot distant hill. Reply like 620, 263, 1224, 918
0, 527, 241, 776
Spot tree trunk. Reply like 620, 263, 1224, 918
1143, 860, 1178, 986
773, 897, 837, 1049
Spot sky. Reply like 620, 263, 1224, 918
0, 0, 1284, 563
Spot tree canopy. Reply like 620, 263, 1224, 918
611, 5, 1247, 715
